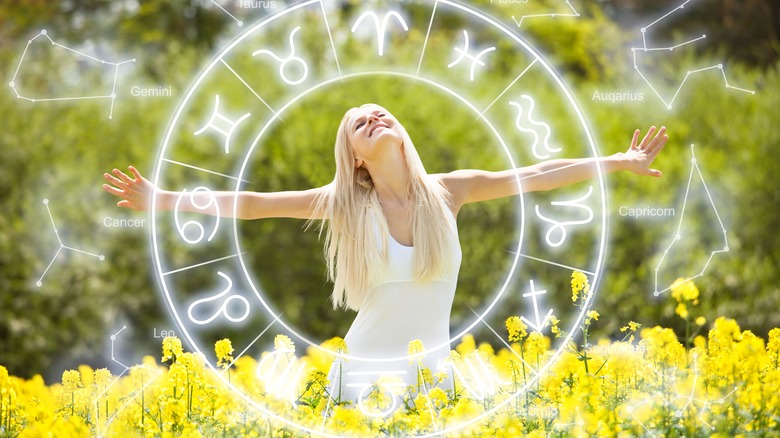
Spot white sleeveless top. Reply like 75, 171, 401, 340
329, 207, 462, 403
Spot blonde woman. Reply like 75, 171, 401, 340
103, 103, 667, 402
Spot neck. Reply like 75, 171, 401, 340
365, 154, 412, 207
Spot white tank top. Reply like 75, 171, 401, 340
329, 207, 462, 405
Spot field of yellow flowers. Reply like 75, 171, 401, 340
1, 275, 778, 437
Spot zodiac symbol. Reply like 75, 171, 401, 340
520, 280, 554, 333
351, 10, 409, 56
509, 95, 561, 160
344, 370, 408, 417
187, 271, 250, 325
448, 30, 496, 82
444, 351, 510, 400
193, 94, 250, 154
256, 346, 307, 406
252, 26, 309, 85
174, 187, 220, 244
535, 186, 594, 248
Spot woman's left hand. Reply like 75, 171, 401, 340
620, 126, 668, 177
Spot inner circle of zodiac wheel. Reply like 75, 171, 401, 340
151, 1, 607, 435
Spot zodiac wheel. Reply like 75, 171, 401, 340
151, 0, 607, 435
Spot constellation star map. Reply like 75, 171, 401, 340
36, 199, 105, 287
654, 145, 729, 296
9, 30, 135, 119
631, 0, 756, 110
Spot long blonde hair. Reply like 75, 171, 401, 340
309, 106, 456, 310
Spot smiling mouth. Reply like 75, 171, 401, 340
369, 124, 387, 138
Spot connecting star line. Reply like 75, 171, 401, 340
36, 199, 104, 287
9, 29, 136, 119
654, 145, 728, 296
96, 326, 162, 438
511, 0, 580, 28
630, 0, 755, 110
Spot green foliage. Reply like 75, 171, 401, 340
0, 0, 777, 381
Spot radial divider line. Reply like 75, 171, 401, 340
161, 158, 253, 184
415, 0, 439, 77
513, 252, 595, 276
162, 253, 242, 277
481, 58, 538, 115
219, 59, 278, 116
98, 368, 163, 438
318, 0, 342, 78
220, 313, 282, 373
468, 307, 539, 377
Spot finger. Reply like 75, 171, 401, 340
102, 184, 127, 198
128, 166, 144, 181
648, 134, 668, 157
113, 168, 135, 185
117, 200, 133, 209
630, 129, 640, 149
639, 126, 657, 150
646, 130, 668, 157
650, 169, 662, 177
103, 172, 126, 187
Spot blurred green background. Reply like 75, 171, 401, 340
0, 0, 778, 382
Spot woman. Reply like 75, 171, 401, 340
103, 103, 667, 405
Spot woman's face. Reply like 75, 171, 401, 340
346, 104, 404, 168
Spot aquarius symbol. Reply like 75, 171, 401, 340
187, 271, 250, 325
535, 186, 594, 248
448, 30, 496, 82
193, 94, 250, 154
252, 26, 309, 85
351, 10, 409, 56
509, 95, 561, 160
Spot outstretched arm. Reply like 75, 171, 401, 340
440, 126, 668, 208
102, 166, 325, 220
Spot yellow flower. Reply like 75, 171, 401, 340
768, 328, 780, 369
162, 336, 183, 362
273, 334, 295, 352
93, 368, 112, 388
675, 302, 689, 319
525, 331, 548, 359
321, 336, 349, 354
695, 316, 707, 326
61, 370, 82, 391
505, 316, 528, 342
670, 278, 700, 307
549, 315, 561, 338
571, 271, 590, 303
215, 338, 234, 368
408, 339, 425, 362
585, 310, 599, 326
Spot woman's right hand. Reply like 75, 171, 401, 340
102, 166, 156, 211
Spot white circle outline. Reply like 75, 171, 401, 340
232, 70, 524, 363
149, 0, 609, 435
